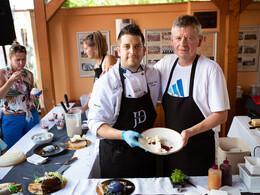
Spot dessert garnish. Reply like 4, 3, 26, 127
34, 172, 65, 194
0, 184, 21, 194
106, 180, 125, 195
41, 144, 59, 155
146, 135, 172, 153
170, 169, 186, 183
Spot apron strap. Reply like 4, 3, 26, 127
164, 55, 199, 97
189, 54, 199, 97
164, 57, 179, 95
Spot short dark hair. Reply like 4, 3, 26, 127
117, 24, 145, 45
172, 15, 202, 37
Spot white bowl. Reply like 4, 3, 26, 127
31, 132, 54, 145
138, 127, 184, 155
244, 156, 260, 175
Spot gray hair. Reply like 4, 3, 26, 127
171, 15, 202, 37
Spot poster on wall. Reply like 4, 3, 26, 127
144, 29, 173, 66
238, 26, 260, 72
111, 45, 120, 59
144, 29, 217, 66
77, 31, 110, 77
197, 32, 217, 61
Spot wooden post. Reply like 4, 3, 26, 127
33, 0, 66, 113
33, 0, 56, 113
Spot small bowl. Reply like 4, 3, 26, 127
244, 156, 260, 175
31, 132, 54, 145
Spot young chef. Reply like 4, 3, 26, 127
88, 24, 160, 178
155, 15, 230, 176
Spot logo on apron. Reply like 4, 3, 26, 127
133, 110, 146, 128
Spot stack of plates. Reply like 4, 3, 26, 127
238, 157, 260, 193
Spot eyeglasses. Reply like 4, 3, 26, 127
10, 45, 26, 52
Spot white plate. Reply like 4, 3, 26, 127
138, 127, 184, 155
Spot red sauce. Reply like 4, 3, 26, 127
161, 144, 172, 152
42, 125, 49, 129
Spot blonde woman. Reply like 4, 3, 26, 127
0, 41, 39, 149
72, 31, 117, 113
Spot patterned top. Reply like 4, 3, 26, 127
0, 67, 36, 114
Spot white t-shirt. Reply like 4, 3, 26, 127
88, 61, 160, 138
154, 54, 230, 132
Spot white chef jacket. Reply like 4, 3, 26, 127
88, 61, 160, 138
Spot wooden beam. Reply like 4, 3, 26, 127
240, 0, 253, 13
222, 0, 240, 137
34, 0, 56, 113
45, 0, 67, 22
211, 0, 228, 15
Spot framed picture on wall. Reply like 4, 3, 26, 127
238, 26, 260, 72
111, 45, 120, 59
197, 32, 217, 61
144, 28, 172, 67
77, 31, 110, 77
144, 29, 217, 67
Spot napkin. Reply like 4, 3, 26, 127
27, 154, 48, 165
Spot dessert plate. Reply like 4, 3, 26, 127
96, 179, 135, 195
138, 127, 184, 155
28, 177, 67, 194
34, 142, 66, 157
65, 140, 91, 150
0, 183, 22, 193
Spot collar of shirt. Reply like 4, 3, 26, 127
121, 64, 144, 74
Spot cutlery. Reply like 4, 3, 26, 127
60, 101, 68, 113
64, 94, 70, 108
56, 157, 78, 174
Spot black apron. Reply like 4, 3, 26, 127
94, 55, 105, 82
100, 64, 157, 178
162, 55, 215, 176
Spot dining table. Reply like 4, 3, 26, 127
0, 104, 250, 194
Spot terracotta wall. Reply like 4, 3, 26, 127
46, 2, 260, 104
238, 3, 260, 93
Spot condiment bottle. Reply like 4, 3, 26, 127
208, 163, 222, 190
220, 157, 232, 186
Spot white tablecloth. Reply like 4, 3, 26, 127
0, 103, 99, 180
0, 109, 250, 194
227, 116, 260, 157
53, 176, 247, 195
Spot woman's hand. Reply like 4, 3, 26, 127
10, 71, 22, 83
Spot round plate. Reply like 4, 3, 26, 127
138, 127, 184, 155
96, 179, 135, 195
65, 140, 91, 150
28, 177, 67, 195
34, 142, 66, 157
0, 183, 22, 193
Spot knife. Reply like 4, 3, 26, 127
64, 94, 70, 108
56, 157, 78, 174
60, 101, 68, 113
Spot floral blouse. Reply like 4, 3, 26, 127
0, 67, 36, 114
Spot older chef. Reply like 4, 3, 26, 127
155, 15, 230, 176
88, 24, 160, 178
